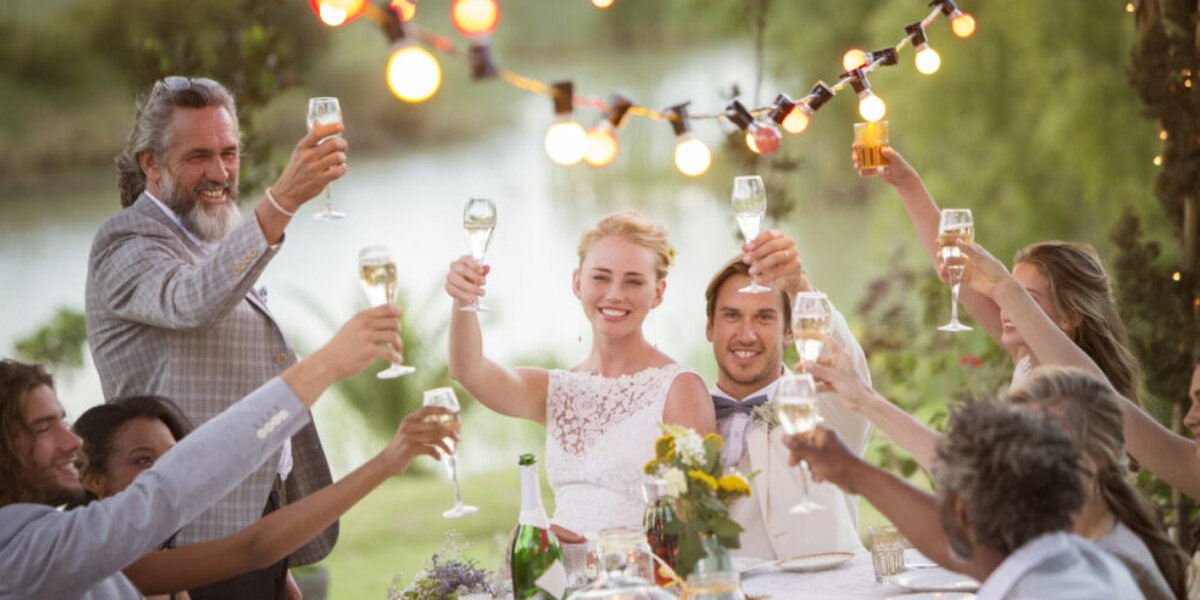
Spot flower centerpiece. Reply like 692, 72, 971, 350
388, 531, 495, 600
643, 424, 752, 578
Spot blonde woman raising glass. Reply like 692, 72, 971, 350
445, 211, 715, 541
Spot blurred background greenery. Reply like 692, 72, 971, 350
5, 0, 1199, 598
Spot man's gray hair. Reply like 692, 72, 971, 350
934, 400, 1084, 556
115, 77, 238, 208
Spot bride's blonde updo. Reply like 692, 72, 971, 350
577, 211, 675, 281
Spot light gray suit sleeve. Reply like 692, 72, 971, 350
89, 208, 278, 330
0, 378, 308, 598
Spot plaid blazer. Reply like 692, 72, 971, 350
84, 194, 336, 565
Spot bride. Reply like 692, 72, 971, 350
445, 211, 715, 540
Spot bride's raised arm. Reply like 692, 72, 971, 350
446, 254, 549, 424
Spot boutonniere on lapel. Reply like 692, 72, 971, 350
749, 400, 780, 432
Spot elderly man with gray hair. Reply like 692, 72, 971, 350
785, 400, 1143, 599
85, 76, 350, 599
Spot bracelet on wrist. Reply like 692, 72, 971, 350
265, 188, 296, 218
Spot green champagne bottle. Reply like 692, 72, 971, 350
510, 453, 566, 599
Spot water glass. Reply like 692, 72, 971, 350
868, 526, 906, 582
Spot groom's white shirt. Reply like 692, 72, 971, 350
714, 308, 873, 560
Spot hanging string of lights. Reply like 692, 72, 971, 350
307, 0, 976, 176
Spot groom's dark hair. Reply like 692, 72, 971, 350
705, 256, 792, 330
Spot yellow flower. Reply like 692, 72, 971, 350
717, 474, 751, 496
688, 470, 718, 492
703, 433, 723, 450
644, 459, 658, 475
655, 435, 675, 460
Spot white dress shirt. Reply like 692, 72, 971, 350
978, 532, 1143, 600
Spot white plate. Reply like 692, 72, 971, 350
731, 556, 764, 573
775, 552, 855, 572
886, 593, 977, 600
891, 568, 980, 592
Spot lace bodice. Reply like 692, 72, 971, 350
545, 364, 697, 536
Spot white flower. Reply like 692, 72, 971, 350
674, 430, 705, 467
662, 467, 687, 498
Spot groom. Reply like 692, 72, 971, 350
705, 231, 872, 559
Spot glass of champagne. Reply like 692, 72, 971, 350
461, 198, 497, 312
731, 175, 771, 294
792, 291, 833, 372
937, 209, 975, 332
307, 97, 345, 220
422, 387, 479, 518
357, 245, 416, 378
775, 373, 824, 514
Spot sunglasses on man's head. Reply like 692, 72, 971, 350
156, 76, 220, 93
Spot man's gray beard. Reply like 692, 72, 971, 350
161, 168, 240, 242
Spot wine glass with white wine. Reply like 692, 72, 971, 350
357, 245, 415, 378
307, 97, 345, 220
776, 373, 824, 514
731, 175, 771, 293
461, 198, 496, 312
792, 291, 833, 372
422, 387, 479, 518
937, 209, 974, 332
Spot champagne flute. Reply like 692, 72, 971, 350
422, 387, 479, 518
937, 209, 975, 332
307, 97, 345, 220
776, 373, 824, 514
460, 198, 497, 312
357, 245, 416, 378
792, 291, 833, 372
731, 175, 771, 294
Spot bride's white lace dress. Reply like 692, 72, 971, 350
545, 364, 697, 536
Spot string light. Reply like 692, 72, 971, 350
383, 11, 441, 102
592, 0, 614, 7
391, 0, 416, 22
544, 82, 588, 166
309, 0, 369, 26
844, 69, 886, 122
933, 0, 976, 38
769, 93, 809, 134
843, 49, 868, 72
906, 22, 941, 74
667, 103, 711, 177
726, 100, 781, 154
584, 94, 632, 167
451, 0, 499, 37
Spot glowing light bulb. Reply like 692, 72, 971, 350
843, 49, 868, 72
675, 137, 711, 177
592, 0, 614, 7
545, 120, 587, 165
781, 105, 811, 134
451, 0, 500, 37
584, 124, 618, 167
915, 44, 941, 74
386, 45, 441, 103
951, 12, 976, 38
309, 0, 368, 26
745, 132, 759, 153
391, 0, 417, 21
858, 92, 886, 122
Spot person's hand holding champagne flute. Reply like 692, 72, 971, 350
731, 175, 771, 293
308, 97, 345, 220
422, 387, 479, 518
358, 245, 416, 377
775, 373, 824, 513
937, 209, 974, 332
460, 198, 496, 312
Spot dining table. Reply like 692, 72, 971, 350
736, 549, 979, 600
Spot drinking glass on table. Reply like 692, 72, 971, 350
776, 373, 824, 514
307, 97, 345, 220
936, 209, 975, 332
357, 245, 416, 378
730, 175, 771, 294
792, 291, 833, 372
460, 198, 496, 312
422, 387, 479, 518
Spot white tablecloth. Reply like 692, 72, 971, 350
739, 550, 954, 600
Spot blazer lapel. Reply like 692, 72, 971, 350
746, 426, 773, 531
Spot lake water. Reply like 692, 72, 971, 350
2, 43, 877, 475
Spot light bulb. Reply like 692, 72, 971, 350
745, 132, 759, 153
752, 124, 781, 154
545, 120, 587, 165
451, 0, 500, 37
915, 44, 941, 74
592, 0, 614, 7
584, 124, 618, 167
310, 0, 368, 26
951, 12, 976, 38
391, 0, 417, 21
781, 105, 811, 134
386, 45, 441, 103
858, 92, 886, 122
674, 137, 711, 177
843, 49, 868, 72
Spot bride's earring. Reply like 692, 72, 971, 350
577, 313, 584, 343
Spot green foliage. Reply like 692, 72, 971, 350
15, 308, 88, 370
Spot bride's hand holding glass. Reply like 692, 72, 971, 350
444, 255, 490, 310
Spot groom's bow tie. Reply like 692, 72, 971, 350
712, 394, 770, 420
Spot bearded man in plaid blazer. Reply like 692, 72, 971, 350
85, 76, 351, 600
